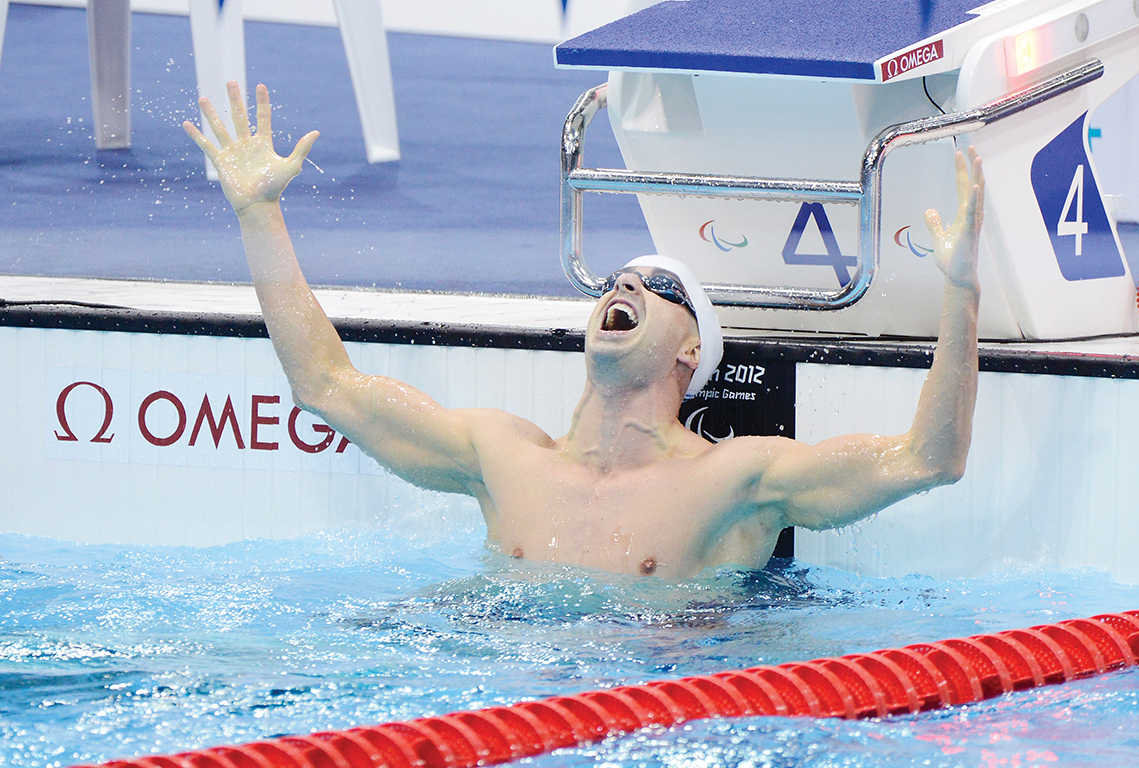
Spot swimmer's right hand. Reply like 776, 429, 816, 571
183, 81, 319, 213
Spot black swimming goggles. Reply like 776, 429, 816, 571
602, 268, 696, 318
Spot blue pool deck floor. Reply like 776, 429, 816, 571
0, 2, 1135, 309
0, 3, 652, 299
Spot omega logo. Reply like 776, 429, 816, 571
880, 39, 944, 83
54, 381, 349, 454
55, 381, 116, 443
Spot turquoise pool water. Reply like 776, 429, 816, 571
2, 523, 1138, 767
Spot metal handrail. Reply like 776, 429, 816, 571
560, 59, 1104, 309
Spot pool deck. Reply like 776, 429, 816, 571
5, 273, 1139, 379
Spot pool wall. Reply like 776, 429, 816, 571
4, 276, 1139, 584
0, 278, 589, 547
795, 363, 1139, 583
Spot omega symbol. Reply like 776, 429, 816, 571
55, 381, 115, 444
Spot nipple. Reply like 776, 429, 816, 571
639, 556, 657, 576
512, 546, 524, 559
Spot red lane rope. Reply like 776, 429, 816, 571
83, 611, 1139, 768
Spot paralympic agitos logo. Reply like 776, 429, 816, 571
894, 226, 934, 258
53, 380, 352, 454
699, 220, 749, 252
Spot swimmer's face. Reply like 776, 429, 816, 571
585, 267, 700, 389
601, 268, 696, 318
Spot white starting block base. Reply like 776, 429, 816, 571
560, 0, 1139, 341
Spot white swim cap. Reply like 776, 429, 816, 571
625, 255, 723, 399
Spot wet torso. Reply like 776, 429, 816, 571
469, 413, 790, 578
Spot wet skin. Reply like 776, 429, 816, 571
186, 83, 984, 578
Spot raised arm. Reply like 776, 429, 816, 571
762, 149, 984, 530
183, 82, 485, 494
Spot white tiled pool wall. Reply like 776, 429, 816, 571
0, 324, 584, 548
5, 323, 1139, 584
795, 363, 1139, 584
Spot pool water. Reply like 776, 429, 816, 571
2, 519, 1138, 768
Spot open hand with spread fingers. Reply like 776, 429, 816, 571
925, 147, 985, 292
183, 82, 319, 214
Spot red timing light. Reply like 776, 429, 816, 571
1006, 29, 1045, 77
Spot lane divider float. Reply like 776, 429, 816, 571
83, 610, 1139, 768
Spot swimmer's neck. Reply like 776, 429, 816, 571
562, 379, 694, 471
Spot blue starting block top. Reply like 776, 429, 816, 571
555, 0, 983, 81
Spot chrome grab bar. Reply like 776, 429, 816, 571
561, 59, 1104, 309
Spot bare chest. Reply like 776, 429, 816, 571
481, 455, 743, 577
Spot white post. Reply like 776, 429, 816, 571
88, 0, 132, 149
188, 0, 247, 180
0, 0, 9, 69
332, 0, 400, 162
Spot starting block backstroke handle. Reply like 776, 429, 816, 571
561, 59, 1105, 310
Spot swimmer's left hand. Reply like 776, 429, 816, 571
925, 147, 984, 292
183, 82, 319, 214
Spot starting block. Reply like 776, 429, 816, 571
555, 0, 1139, 340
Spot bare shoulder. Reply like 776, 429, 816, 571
700, 434, 845, 516
699, 433, 804, 468
462, 408, 558, 450
687, 434, 808, 503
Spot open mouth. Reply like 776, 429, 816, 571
602, 303, 639, 332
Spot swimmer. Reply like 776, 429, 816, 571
184, 83, 984, 578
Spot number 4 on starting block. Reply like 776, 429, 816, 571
781, 203, 857, 287
1030, 113, 1125, 282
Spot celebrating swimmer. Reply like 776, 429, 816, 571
184, 83, 984, 578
